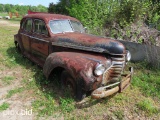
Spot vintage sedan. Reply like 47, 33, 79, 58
14, 13, 133, 100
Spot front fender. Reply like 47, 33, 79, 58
43, 52, 107, 91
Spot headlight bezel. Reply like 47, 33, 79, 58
126, 50, 131, 62
94, 63, 106, 76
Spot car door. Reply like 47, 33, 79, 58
20, 18, 33, 54
31, 19, 49, 63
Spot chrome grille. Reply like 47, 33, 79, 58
102, 56, 125, 85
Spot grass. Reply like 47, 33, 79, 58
0, 12, 8, 17
0, 20, 160, 119
7, 16, 22, 24
32, 99, 56, 116
0, 102, 9, 112
113, 110, 124, 120
2, 76, 15, 85
6, 87, 25, 98
59, 97, 75, 113
136, 99, 159, 115
131, 62, 160, 99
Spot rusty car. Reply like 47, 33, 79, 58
14, 13, 133, 100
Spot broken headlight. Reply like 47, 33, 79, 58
94, 64, 105, 76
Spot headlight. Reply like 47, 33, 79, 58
94, 64, 106, 76
126, 50, 131, 61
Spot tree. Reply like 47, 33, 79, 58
37, 4, 47, 12
0, 4, 5, 12
4, 4, 11, 13
47, 0, 160, 35
48, 0, 70, 14
48, 2, 56, 13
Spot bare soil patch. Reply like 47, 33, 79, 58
0, 19, 20, 27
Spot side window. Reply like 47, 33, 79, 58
23, 19, 32, 32
34, 19, 48, 35
21, 19, 25, 29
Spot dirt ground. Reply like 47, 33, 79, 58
0, 20, 20, 27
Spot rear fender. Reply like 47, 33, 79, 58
14, 34, 24, 52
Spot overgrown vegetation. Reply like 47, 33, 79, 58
49, 0, 160, 30
49, 0, 160, 45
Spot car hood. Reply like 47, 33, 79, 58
51, 32, 125, 55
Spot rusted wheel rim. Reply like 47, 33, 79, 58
16, 42, 21, 52
65, 78, 75, 96
61, 71, 76, 97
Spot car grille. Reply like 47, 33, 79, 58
102, 56, 125, 85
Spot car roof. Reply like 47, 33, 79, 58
23, 13, 80, 23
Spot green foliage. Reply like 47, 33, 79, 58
113, 110, 124, 120
0, 4, 47, 16
136, 99, 159, 115
6, 87, 24, 98
32, 98, 56, 116
152, 13, 160, 23
149, 12, 160, 30
2, 76, 15, 85
59, 97, 75, 113
0, 4, 5, 12
0, 102, 9, 112
48, 1, 69, 15
48, 3, 56, 13
48, 0, 160, 36
114, 0, 150, 26
4, 4, 11, 12
67, 0, 117, 34
131, 62, 160, 99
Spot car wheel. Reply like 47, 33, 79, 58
61, 70, 86, 101
15, 42, 21, 53
61, 70, 76, 98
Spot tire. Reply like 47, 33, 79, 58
60, 70, 86, 101
61, 70, 76, 98
15, 42, 21, 53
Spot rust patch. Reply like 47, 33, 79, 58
31, 42, 48, 55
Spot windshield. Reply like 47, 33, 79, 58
49, 20, 84, 34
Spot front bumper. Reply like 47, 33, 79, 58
91, 67, 133, 99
